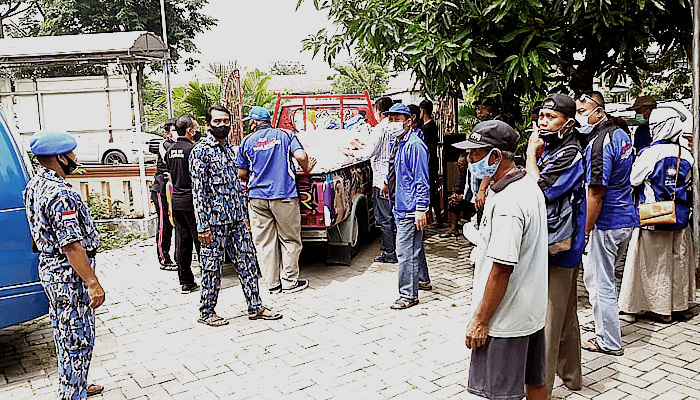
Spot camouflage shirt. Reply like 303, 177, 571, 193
23, 166, 99, 284
190, 136, 249, 232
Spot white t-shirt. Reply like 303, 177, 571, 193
470, 171, 548, 338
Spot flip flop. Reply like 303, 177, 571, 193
580, 321, 595, 332
390, 297, 419, 310
418, 283, 433, 291
87, 384, 104, 397
582, 337, 624, 356
198, 314, 229, 327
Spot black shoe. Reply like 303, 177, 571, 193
181, 283, 199, 294
282, 280, 309, 294
269, 284, 282, 295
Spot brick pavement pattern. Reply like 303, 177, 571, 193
1, 227, 699, 399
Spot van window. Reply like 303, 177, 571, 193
0, 117, 29, 210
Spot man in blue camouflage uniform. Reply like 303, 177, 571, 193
190, 106, 282, 326
23, 131, 106, 399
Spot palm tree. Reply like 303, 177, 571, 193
241, 69, 276, 116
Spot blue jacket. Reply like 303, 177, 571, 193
391, 129, 430, 218
631, 141, 693, 231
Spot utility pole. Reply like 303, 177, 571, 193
692, 0, 700, 270
160, 0, 174, 119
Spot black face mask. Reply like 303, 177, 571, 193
539, 119, 574, 144
57, 154, 79, 175
209, 125, 230, 139
192, 130, 202, 142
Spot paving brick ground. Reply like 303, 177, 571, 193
1, 226, 699, 399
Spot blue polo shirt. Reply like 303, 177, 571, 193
237, 124, 304, 200
585, 120, 639, 230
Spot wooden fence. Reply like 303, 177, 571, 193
66, 165, 156, 218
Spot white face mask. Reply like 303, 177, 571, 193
387, 121, 406, 139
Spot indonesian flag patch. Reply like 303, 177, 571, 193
61, 211, 77, 221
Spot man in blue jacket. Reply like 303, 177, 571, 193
526, 94, 586, 393
383, 103, 431, 310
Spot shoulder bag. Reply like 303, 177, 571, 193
638, 145, 681, 226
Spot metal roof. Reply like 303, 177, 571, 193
0, 31, 168, 67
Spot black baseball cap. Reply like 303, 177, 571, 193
541, 94, 576, 118
452, 120, 520, 152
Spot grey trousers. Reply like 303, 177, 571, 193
248, 198, 302, 290
545, 265, 582, 392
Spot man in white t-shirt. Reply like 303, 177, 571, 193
458, 120, 549, 400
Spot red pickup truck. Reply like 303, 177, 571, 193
271, 91, 377, 265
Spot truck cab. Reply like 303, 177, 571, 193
0, 105, 47, 330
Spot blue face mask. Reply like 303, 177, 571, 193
635, 113, 648, 124
575, 106, 602, 135
469, 148, 501, 180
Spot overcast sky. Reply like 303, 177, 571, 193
165, 0, 348, 85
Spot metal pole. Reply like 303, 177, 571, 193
132, 66, 150, 218
160, 0, 174, 119
692, 0, 700, 271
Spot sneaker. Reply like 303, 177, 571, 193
282, 280, 309, 294
374, 254, 398, 263
181, 283, 199, 294
269, 284, 282, 295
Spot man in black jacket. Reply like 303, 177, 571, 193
165, 115, 202, 293
151, 118, 177, 270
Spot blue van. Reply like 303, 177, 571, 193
0, 105, 47, 329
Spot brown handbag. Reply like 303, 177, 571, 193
638, 145, 681, 226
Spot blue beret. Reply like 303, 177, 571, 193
30, 130, 77, 156
383, 103, 411, 116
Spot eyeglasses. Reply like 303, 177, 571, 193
577, 93, 603, 108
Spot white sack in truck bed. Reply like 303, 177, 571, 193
295, 128, 369, 173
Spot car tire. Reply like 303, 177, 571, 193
103, 150, 127, 165
350, 212, 360, 257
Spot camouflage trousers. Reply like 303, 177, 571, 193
43, 282, 95, 400
199, 221, 263, 316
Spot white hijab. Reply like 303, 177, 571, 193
649, 108, 683, 143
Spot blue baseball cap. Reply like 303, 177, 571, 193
30, 130, 77, 156
383, 103, 411, 117
242, 106, 271, 122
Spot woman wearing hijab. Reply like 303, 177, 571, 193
619, 108, 695, 323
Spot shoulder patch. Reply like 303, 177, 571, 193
61, 210, 77, 221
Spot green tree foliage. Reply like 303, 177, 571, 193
629, 44, 692, 100
299, 0, 691, 100
0, 0, 37, 38
143, 68, 276, 134
241, 69, 276, 117
39, 0, 216, 70
331, 59, 388, 98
